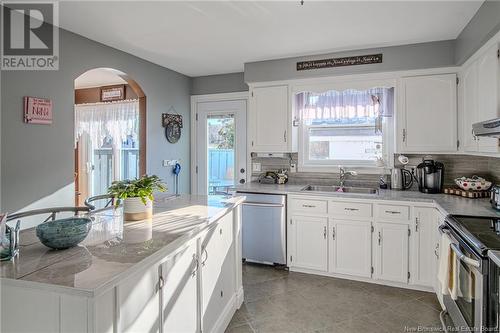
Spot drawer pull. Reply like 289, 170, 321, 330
385, 210, 401, 214
344, 208, 359, 211
302, 204, 316, 208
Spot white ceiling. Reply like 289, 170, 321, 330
74, 68, 127, 88
60, 1, 483, 77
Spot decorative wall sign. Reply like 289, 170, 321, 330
162, 112, 183, 143
101, 85, 125, 102
24, 96, 53, 124
297, 54, 383, 71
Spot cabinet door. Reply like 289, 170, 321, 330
250, 85, 289, 152
401, 74, 457, 152
329, 219, 372, 278
374, 222, 409, 283
461, 61, 479, 152
477, 43, 500, 153
161, 241, 199, 333
119, 264, 160, 333
201, 212, 235, 333
411, 207, 437, 287
289, 215, 328, 271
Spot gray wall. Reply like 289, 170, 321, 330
244, 40, 455, 83
1, 28, 191, 214
190, 72, 248, 95
455, 0, 500, 65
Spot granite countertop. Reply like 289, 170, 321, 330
0, 195, 244, 296
236, 182, 500, 218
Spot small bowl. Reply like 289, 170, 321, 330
454, 176, 492, 191
36, 217, 92, 250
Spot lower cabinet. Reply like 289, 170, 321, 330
201, 212, 235, 333
329, 219, 372, 278
161, 241, 199, 333
288, 215, 328, 271
287, 195, 440, 291
373, 222, 409, 284
410, 207, 438, 288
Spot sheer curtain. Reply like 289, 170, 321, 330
296, 88, 394, 125
75, 99, 139, 149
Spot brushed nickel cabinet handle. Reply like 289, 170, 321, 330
303, 204, 316, 208
345, 208, 359, 211
385, 210, 401, 214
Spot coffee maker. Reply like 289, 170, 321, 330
416, 159, 444, 193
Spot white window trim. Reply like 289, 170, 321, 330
296, 81, 395, 174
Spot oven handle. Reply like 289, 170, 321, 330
242, 202, 285, 208
450, 243, 481, 268
439, 225, 481, 268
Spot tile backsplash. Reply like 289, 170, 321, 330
394, 154, 500, 186
251, 152, 500, 187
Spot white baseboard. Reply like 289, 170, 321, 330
210, 287, 244, 333
289, 267, 434, 293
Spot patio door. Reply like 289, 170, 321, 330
195, 99, 247, 195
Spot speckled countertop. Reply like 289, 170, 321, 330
236, 182, 500, 218
0, 195, 244, 296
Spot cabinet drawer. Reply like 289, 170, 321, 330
329, 201, 372, 218
290, 198, 328, 214
377, 204, 410, 220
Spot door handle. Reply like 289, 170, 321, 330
323, 226, 327, 239
378, 232, 381, 245
332, 226, 336, 240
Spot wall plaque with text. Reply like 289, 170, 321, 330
297, 54, 383, 71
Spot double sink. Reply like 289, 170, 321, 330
300, 184, 378, 195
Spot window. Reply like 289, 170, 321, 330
296, 87, 394, 170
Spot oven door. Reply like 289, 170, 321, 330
440, 225, 485, 331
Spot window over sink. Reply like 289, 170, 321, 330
295, 86, 394, 172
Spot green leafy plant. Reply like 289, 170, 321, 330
108, 175, 167, 206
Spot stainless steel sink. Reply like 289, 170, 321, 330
300, 185, 378, 194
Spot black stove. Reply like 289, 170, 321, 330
447, 215, 500, 256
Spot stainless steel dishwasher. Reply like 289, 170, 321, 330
236, 192, 286, 266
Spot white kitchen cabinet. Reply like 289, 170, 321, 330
329, 219, 372, 278
119, 264, 161, 333
476, 43, 500, 153
249, 85, 295, 152
161, 241, 199, 333
373, 221, 409, 283
461, 60, 480, 152
201, 212, 235, 333
400, 74, 457, 152
410, 207, 437, 288
460, 43, 500, 154
289, 215, 328, 271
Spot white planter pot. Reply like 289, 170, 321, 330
123, 197, 153, 221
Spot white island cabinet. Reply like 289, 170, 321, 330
0, 196, 244, 333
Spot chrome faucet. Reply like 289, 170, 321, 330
339, 166, 357, 188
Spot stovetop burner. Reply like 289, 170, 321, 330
449, 215, 500, 251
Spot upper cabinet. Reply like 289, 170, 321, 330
248, 84, 296, 152
460, 43, 500, 154
399, 74, 458, 153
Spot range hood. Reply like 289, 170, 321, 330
473, 118, 500, 138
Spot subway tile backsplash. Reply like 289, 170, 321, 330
394, 154, 500, 186
251, 152, 500, 187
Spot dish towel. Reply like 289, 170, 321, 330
450, 249, 459, 300
438, 231, 453, 296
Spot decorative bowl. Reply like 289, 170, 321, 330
454, 176, 492, 191
36, 217, 92, 250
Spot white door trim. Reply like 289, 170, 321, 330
190, 92, 249, 195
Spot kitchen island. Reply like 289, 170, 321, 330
0, 194, 244, 333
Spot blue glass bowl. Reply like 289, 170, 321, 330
36, 217, 92, 250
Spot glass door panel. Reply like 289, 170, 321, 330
207, 114, 235, 195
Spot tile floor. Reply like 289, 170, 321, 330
226, 263, 443, 333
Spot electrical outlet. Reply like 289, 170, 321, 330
290, 163, 297, 173
252, 162, 261, 172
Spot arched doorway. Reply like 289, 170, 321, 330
74, 68, 146, 206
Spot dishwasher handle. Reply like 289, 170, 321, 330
242, 201, 285, 208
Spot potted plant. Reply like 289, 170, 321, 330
108, 175, 167, 221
